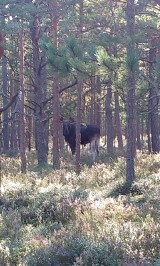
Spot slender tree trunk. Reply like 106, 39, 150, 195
0, 33, 4, 59
26, 114, 32, 151
89, 77, 95, 124
41, 50, 49, 156
103, 105, 107, 146
126, 0, 136, 183
76, 81, 82, 174
2, 55, 9, 153
31, 17, 48, 165
147, 114, 152, 153
140, 115, 144, 144
136, 116, 141, 150
59, 119, 64, 153
50, 0, 60, 169
0, 113, 2, 197
157, 38, 160, 95
75, 0, 83, 174
19, 28, 26, 173
52, 79, 60, 169
114, 92, 123, 150
148, 38, 159, 153
10, 76, 18, 152
157, 37, 160, 150
25, 66, 33, 152
105, 79, 114, 154
95, 75, 101, 129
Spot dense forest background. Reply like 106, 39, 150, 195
0, 0, 160, 176
0, 1, 160, 265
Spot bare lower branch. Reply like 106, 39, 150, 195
0, 93, 18, 113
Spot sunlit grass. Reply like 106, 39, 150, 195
0, 151, 160, 265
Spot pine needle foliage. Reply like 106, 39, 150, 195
43, 36, 97, 78
66, 37, 83, 59
96, 47, 118, 72
44, 41, 72, 76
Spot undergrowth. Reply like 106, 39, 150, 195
0, 152, 160, 265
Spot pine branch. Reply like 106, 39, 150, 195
0, 93, 18, 113
43, 78, 78, 106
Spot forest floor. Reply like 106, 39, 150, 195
0, 149, 160, 266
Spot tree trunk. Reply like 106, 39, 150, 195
114, 92, 123, 150
157, 38, 160, 96
105, 79, 114, 154
147, 114, 152, 153
95, 75, 101, 129
41, 50, 49, 156
136, 112, 141, 150
2, 55, 9, 153
25, 114, 32, 151
52, 79, 60, 169
148, 38, 159, 153
31, 17, 48, 165
125, 0, 136, 183
19, 28, 26, 173
10, 76, 18, 153
0, 113, 2, 197
50, 0, 60, 169
75, 0, 83, 174
76, 81, 82, 174
89, 76, 95, 124
0, 33, 4, 59
140, 115, 144, 145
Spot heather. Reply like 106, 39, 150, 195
0, 152, 160, 266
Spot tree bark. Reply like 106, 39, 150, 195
10, 77, 18, 153
50, 0, 60, 169
136, 112, 141, 150
147, 114, 152, 153
76, 81, 82, 174
95, 75, 101, 129
31, 17, 48, 165
114, 92, 123, 150
105, 79, 114, 154
148, 37, 159, 153
89, 76, 96, 124
75, 0, 83, 174
0, 113, 2, 197
2, 55, 9, 153
52, 78, 60, 169
126, 0, 136, 183
0, 33, 4, 59
19, 28, 26, 173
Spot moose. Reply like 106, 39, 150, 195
62, 118, 100, 160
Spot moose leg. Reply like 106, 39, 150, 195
90, 136, 100, 161
90, 139, 97, 161
95, 137, 100, 155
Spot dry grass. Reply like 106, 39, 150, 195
0, 151, 160, 265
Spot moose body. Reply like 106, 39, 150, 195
63, 121, 100, 160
